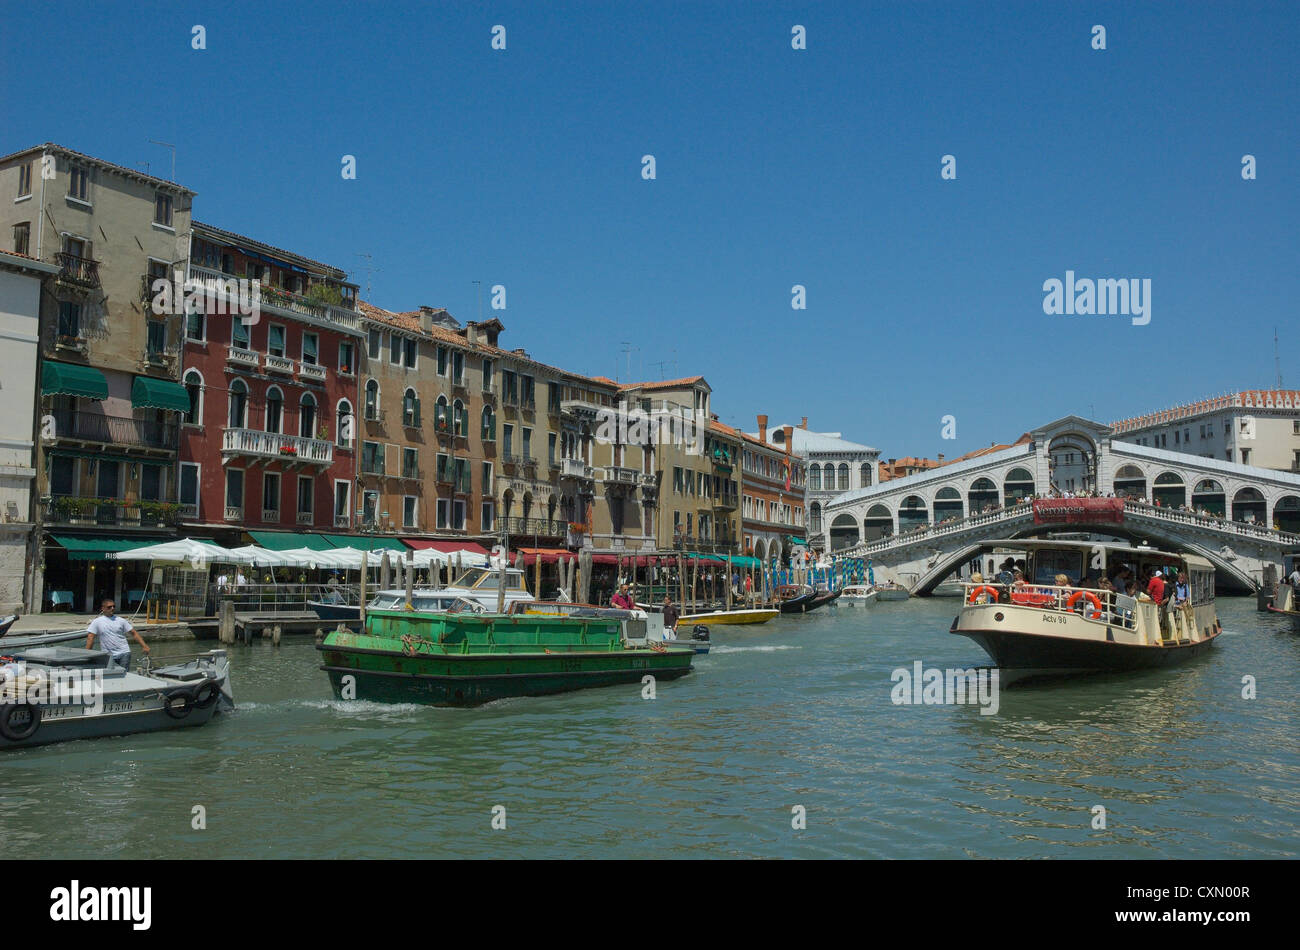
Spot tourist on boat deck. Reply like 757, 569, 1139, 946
1148, 569, 1167, 605
85, 599, 150, 671
662, 596, 679, 638
1288, 566, 1300, 591
1172, 571, 1190, 608
610, 584, 633, 610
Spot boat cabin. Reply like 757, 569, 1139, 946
367, 590, 487, 613
448, 567, 529, 593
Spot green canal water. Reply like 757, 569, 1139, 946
4, 598, 1298, 859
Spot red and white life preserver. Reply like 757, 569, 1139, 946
1066, 590, 1103, 620
967, 585, 1001, 605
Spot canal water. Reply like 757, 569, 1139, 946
4, 598, 1297, 859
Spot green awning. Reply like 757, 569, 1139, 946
730, 555, 761, 568
49, 533, 170, 561
785, 536, 808, 546
132, 375, 191, 412
247, 531, 334, 551
321, 534, 408, 552
42, 361, 108, 400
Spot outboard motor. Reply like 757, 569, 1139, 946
691, 624, 710, 642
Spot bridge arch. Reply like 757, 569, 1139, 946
968, 477, 999, 513
1191, 478, 1226, 516
1004, 467, 1035, 505
829, 513, 859, 550
864, 504, 893, 540
1114, 463, 1147, 499
934, 486, 963, 522
898, 495, 928, 530
1274, 495, 1300, 533
1153, 471, 1185, 508
1232, 487, 1266, 524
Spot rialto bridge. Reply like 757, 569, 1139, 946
827, 417, 1300, 593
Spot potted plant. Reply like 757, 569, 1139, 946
316, 424, 330, 441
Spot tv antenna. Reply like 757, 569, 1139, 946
1275, 327, 1283, 390
473, 280, 482, 322
355, 253, 378, 298
620, 342, 637, 382
649, 359, 669, 380
147, 139, 176, 181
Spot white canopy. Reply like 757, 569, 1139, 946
111, 537, 253, 565
225, 545, 298, 567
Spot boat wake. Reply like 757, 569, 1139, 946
710, 644, 801, 654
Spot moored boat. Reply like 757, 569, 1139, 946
1265, 583, 1300, 630
774, 584, 818, 613
951, 539, 1221, 683
838, 585, 878, 608
317, 599, 692, 706
873, 583, 911, 602
0, 626, 90, 651
1, 646, 233, 749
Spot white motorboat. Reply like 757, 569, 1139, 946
838, 585, 878, 608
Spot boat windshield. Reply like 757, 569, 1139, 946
451, 567, 525, 591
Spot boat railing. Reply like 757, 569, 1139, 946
961, 581, 1144, 631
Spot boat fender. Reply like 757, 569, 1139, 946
0, 701, 41, 742
192, 680, 221, 710
967, 585, 1000, 605
1065, 590, 1103, 620
163, 687, 196, 719
691, 624, 710, 642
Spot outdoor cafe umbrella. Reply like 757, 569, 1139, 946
111, 537, 253, 565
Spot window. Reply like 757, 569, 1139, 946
1241, 448, 1251, 465
451, 351, 464, 385
232, 316, 250, 349
838, 464, 849, 491
482, 461, 493, 493
185, 302, 205, 341
436, 499, 449, 529
548, 433, 557, 465
17, 162, 32, 198
522, 428, 532, 459
154, 193, 173, 227
265, 387, 283, 433
225, 469, 244, 513
334, 482, 351, 525
389, 333, 402, 365
57, 301, 81, 339
302, 332, 319, 366
403, 447, 419, 478
336, 400, 353, 448
403, 337, 417, 369
809, 464, 821, 491
403, 496, 418, 528
548, 383, 561, 413
263, 473, 281, 519
298, 476, 314, 518
435, 395, 450, 433
481, 406, 496, 440
483, 358, 494, 392
436, 453, 451, 482
403, 389, 420, 427
146, 319, 167, 359
68, 164, 89, 201
179, 462, 199, 513
299, 393, 317, 438
12, 222, 30, 255
338, 341, 354, 374
362, 490, 379, 526
454, 457, 470, 493
182, 371, 202, 424
453, 399, 465, 436
674, 467, 684, 493
481, 501, 494, 532
367, 328, 382, 360
268, 324, 286, 358
503, 423, 514, 457
452, 500, 466, 530
437, 346, 448, 375
502, 370, 518, 403
364, 380, 379, 420
362, 441, 384, 475
520, 375, 535, 407
228, 380, 248, 428
140, 465, 163, 502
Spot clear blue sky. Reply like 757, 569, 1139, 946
4, 1, 1296, 458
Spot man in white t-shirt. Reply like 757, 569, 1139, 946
85, 599, 150, 671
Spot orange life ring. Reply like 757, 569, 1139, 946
1066, 590, 1103, 620
967, 585, 1000, 605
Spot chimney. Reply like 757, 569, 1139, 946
465, 323, 479, 345
800, 417, 808, 429
757, 414, 768, 443
782, 425, 794, 454
937, 453, 945, 462
418, 306, 435, 333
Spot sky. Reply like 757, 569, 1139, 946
3, 0, 1296, 459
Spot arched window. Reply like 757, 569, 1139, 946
859, 462, 872, 487
453, 399, 466, 437
364, 379, 379, 420
402, 388, 419, 427
336, 400, 353, 448
299, 392, 317, 439
228, 379, 248, 429
183, 370, 202, 424
435, 394, 450, 433
264, 386, 283, 434
482, 405, 496, 441
809, 502, 822, 533
809, 463, 821, 491
838, 463, 849, 491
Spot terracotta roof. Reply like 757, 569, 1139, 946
0, 143, 196, 195
616, 376, 707, 392
193, 221, 350, 280
1109, 391, 1300, 432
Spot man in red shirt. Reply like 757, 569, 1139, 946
1147, 569, 1166, 604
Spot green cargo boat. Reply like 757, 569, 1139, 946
317, 600, 694, 706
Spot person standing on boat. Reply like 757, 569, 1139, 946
662, 596, 679, 639
1147, 569, 1166, 605
85, 599, 150, 671
611, 584, 633, 610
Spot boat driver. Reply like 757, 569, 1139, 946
85, 599, 151, 671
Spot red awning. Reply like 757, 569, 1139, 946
516, 547, 578, 566
403, 540, 491, 556
590, 553, 659, 566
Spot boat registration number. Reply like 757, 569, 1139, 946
41, 705, 87, 720
1040, 613, 1068, 624
103, 701, 138, 712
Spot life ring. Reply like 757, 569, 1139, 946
192, 680, 221, 710
163, 688, 195, 719
967, 585, 1001, 605
1066, 590, 1104, 620
0, 702, 41, 742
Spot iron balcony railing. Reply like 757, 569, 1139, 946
50, 410, 178, 450
503, 517, 566, 536
56, 252, 100, 286
188, 265, 359, 330
43, 497, 181, 527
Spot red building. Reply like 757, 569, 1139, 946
177, 222, 362, 543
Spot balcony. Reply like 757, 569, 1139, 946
502, 517, 566, 537
297, 511, 313, 525
222, 428, 334, 467
188, 265, 360, 333
604, 466, 639, 485
225, 506, 243, 522
179, 503, 198, 520
401, 466, 422, 481
265, 354, 294, 375
335, 513, 350, 528
262, 508, 281, 522
42, 497, 181, 528
56, 252, 100, 288
227, 347, 261, 370
713, 492, 739, 511
560, 458, 593, 479
50, 410, 177, 452
299, 362, 326, 383
561, 398, 604, 421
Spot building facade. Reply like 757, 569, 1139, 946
0, 251, 58, 612
741, 416, 807, 563
179, 222, 362, 544
0, 144, 196, 611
